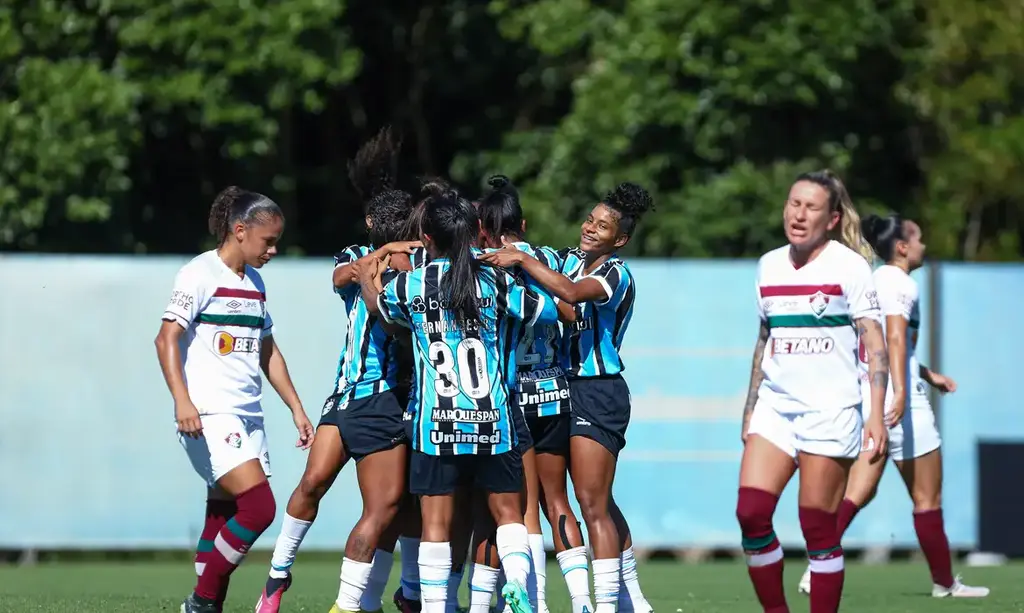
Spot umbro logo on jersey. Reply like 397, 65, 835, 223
226, 300, 243, 310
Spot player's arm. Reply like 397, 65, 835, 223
858, 317, 889, 412
479, 248, 606, 304
919, 364, 957, 393
877, 278, 914, 422
556, 300, 577, 323
740, 320, 769, 442
499, 270, 559, 325
360, 261, 411, 335
155, 271, 206, 437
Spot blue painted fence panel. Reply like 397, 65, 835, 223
0, 254, 1006, 550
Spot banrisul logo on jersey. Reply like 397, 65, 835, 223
214, 331, 261, 356
771, 337, 835, 355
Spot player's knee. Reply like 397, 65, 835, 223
297, 468, 331, 501
736, 486, 779, 535
238, 480, 277, 532
798, 506, 838, 548
574, 487, 608, 521
911, 490, 941, 512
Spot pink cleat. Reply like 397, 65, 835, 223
254, 574, 292, 612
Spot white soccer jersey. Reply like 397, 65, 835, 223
162, 250, 274, 418
755, 241, 881, 414
861, 265, 926, 406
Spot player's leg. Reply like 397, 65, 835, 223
447, 487, 474, 613
468, 497, 502, 613
394, 497, 425, 613
361, 497, 407, 613
534, 416, 592, 613
192, 485, 236, 612
183, 416, 277, 613
609, 500, 652, 613
257, 413, 348, 612
794, 405, 863, 613
412, 453, 461, 613
895, 420, 988, 598
737, 402, 799, 613
568, 377, 630, 613
516, 413, 547, 613
334, 443, 409, 612
798, 445, 886, 596
483, 446, 534, 613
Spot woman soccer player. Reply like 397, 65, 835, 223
797, 214, 989, 599
356, 183, 559, 613
464, 175, 589, 613
155, 187, 314, 613
479, 183, 655, 613
736, 169, 889, 613
255, 128, 420, 613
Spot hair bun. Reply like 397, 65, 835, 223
487, 175, 510, 190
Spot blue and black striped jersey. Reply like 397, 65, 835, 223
410, 246, 431, 269
485, 242, 572, 418
559, 252, 635, 378
377, 259, 558, 455
332, 245, 399, 399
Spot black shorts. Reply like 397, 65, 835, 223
527, 413, 570, 454
409, 447, 523, 496
569, 375, 631, 457
511, 405, 533, 453
324, 390, 407, 462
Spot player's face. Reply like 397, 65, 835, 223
902, 220, 926, 270
783, 181, 839, 250
239, 215, 283, 268
580, 204, 628, 255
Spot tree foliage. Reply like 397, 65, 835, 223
0, 0, 1021, 260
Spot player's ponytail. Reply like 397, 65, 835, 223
421, 183, 481, 332
478, 174, 524, 243
795, 169, 874, 264
208, 186, 284, 245
861, 213, 904, 263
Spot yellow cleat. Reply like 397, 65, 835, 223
327, 605, 379, 613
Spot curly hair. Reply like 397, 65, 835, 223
603, 182, 654, 236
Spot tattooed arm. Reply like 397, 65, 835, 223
741, 320, 770, 443
858, 317, 890, 460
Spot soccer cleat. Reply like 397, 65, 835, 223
932, 575, 990, 598
254, 574, 293, 612
181, 593, 219, 613
327, 606, 363, 613
500, 580, 534, 613
797, 565, 811, 595
394, 587, 422, 613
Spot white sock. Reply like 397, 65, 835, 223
617, 546, 649, 612
336, 557, 374, 610
468, 564, 500, 613
361, 549, 394, 611
495, 569, 507, 612
445, 569, 464, 613
556, 546, 594, 613
400, 536, 421, 600
592, 558, 620, 613
496, 523, 532, 588
419, 542, 451, 613
529, 533, 547, 611
269, 513, 313, 579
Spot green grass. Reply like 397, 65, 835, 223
0, 557, 1019, 612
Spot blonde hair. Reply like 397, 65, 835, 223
796, 169, 875, 264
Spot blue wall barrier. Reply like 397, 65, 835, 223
0, 255, 1015, 550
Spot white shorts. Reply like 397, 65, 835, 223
179, 413, 272, 488
748, 398, 863, 460
861, 385, 941, 461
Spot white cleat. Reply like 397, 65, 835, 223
932, 575, 990, 598
797, 565, 811, 595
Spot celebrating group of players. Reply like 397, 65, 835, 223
156, 127, 987, 613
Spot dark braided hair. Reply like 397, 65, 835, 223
208, 186, 283, 244
603, 182, 653, 236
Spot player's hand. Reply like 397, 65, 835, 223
930, 372, 957, 394
292, 409, 314, 450
884, 395, 906, 427
352, 255, 379, 280
175, 402, 203, 439
374, 254, 391, 278
384, 240, 422, 255
863, 415, 889, 463
477, 241, 523, 268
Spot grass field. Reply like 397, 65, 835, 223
0, 557, 1019, 612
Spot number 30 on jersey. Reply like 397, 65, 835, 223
429, 339, 491, 399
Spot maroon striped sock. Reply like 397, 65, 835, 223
913, 509, 954, 588
195, 482, 276, 601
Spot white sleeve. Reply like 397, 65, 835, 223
876, 271, 917, 321
162, 268, 207, 329
845, 258, 881, 322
